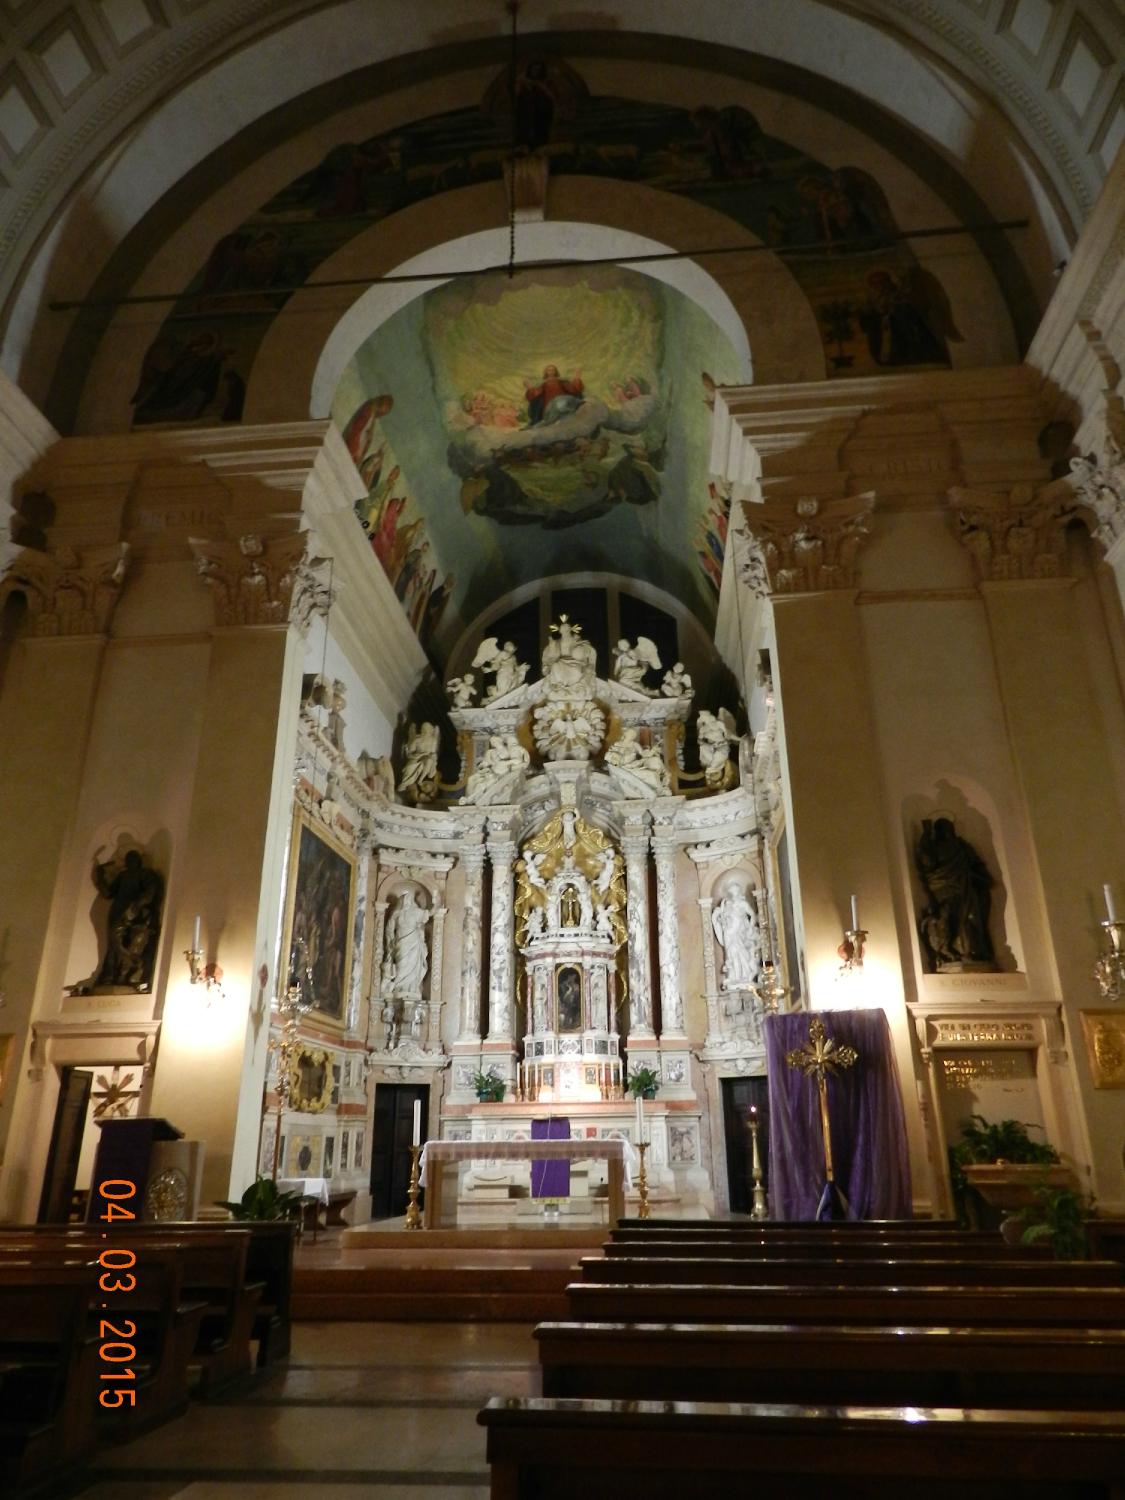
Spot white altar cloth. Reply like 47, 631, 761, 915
277, 1176, 330, 1205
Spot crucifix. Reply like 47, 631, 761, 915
785, 1015, 859, 1220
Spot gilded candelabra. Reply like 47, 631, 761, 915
747, 1107, 769, 1221
1094, 920, 1125, 1002
404, 1143, 423, 1230
636, 1142, 651, 1220
753, 959, 789, 1014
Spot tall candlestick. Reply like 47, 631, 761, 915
412, 1098, 421, 1147
850, 894, 859, 931
192, 914, 201, 951
635, 1092, 644, 1144
1104, 884, 1118, 923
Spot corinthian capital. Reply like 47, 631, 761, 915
949, 484, 1076, 581
739, 494, 875, 596
0, 541, 130, 636
189, 531, 311, 627
1067, 426, 1125, 554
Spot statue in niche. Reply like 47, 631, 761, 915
661, 662, 693, 697
463, 731, 530, 804
399, 722, 440, 800
532, 967, 549, 1032
696, 708, 738, 788
612, 636, 661, 692
551, 854, 593, 930
590, 965, 610, 1030
380, 997, 402, 1050
410, 999, 427, 1044
77, 847, 164, 991
711, 887, 761, 990
915, 817, 996, 971
383, 890, 431, 996
541, 615, 597, 701
471, 638, 529, 701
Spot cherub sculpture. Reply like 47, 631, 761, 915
446, 672, 476, 707
661, 661, 693, 697
696, 708, 738, 789
612, 636, 661, 691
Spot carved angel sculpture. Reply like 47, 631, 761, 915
605, 726, 670, 795
661, 661, 693, 697
463, 732, 530, 804
446, 672, 477, 707
613, 636, 661, 691
471, 637, 529, 701
697, 708, 738, 788
399, 721, 440, 799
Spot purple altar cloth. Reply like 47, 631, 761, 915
531, 1117, 571, 1198
765, 1009, 912, 1221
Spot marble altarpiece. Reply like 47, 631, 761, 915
265, 614, 798, 1218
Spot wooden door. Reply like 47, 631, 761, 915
38, 1067, 93, 1222
369, 1082, 429, 1221
721, 1075, 770, 1216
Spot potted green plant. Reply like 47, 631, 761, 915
949, 1114, 1072, 1223
217, 1175, 302, 1221
470, 1067, 506, 1103
626, 1065, 661, 1100
1012, 1183, 1095, 1260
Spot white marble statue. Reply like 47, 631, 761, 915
384, 890, 431, 996
463, 732, 530, 804
446, 673, 476, 707
541, 615, 597, 700
594, 847, 616, 895
697, 709, 738, 788
532, 966, 549, 1032
595, 904, 614, 938
711, 887, 761, 989
399, 721, 440, 797
661, 661, 693, 697
527, 905, 546, 938
612, 636, 661, 691
523, 851, 548, 890
532, 698, 606, 760
605, 726, 671, 794
471, 638, 529, 702
590, 965, 609, 1030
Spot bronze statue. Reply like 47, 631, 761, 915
915, 817, 995, 971
91, 847, 164, 990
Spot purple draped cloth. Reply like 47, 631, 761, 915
765, 1010, 911, 1221
530, 1116, 570, 1198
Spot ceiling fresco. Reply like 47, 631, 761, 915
128, 59, 966, 430
331, 264, 742, 664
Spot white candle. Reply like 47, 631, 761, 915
412, 1099, 421, 1147
850, 895, 859, 931
635, 1092, 644, 1144
192, 914, 201, 951
1104, 884, 1118, 923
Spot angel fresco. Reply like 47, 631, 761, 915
858, 267, 963, 367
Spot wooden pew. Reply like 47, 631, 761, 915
0, 1238, 207, 1434
0, 1220, 292, 1368
535, 1319, 1125, 1408
602, 1236, 1043, 1261
618, 1216, 959, 1230
0, 1227, 263, 1395
478, 1397, 1125, 1499
0, 1263, 100, 1494
610, 1224, 1001, 1244
578, 1254, 1123, 1287
566, 1279, 1125, 1327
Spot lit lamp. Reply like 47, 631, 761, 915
184, 914, 224, 999
838, 894, 866, 973
1094, 883, 1125, 1003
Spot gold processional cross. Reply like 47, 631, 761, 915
785, 1017, 859, 1214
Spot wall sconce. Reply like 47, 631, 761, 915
838, 894, 866, 974
185, 915, 225, 1000
1094, 884, 1124, 1003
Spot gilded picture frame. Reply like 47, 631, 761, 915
1080, 1010, 1125, 1089
287, 1045, 334, 1113
281, 806, 357, 1028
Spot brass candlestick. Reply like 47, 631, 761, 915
636, 1141, 650, 1220
404, 1143, 423, 1230
747, 1108, 769, 1221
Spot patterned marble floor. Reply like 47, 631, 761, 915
68, 1321, 539, 1498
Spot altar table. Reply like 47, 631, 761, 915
419, 1138, 635, 1229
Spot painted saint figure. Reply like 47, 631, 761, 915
524, 364, 584, 426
